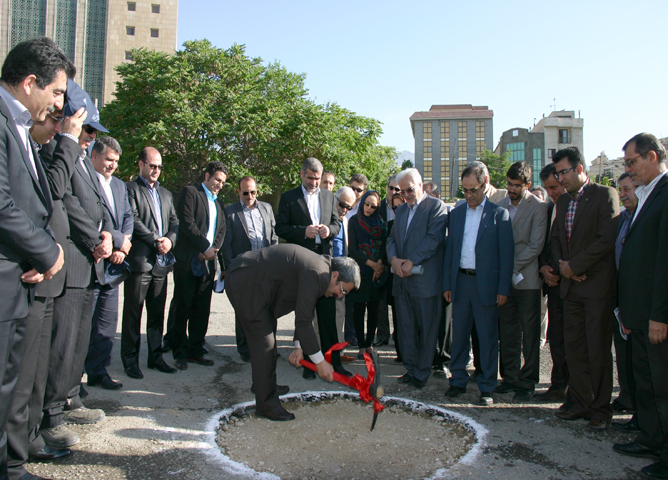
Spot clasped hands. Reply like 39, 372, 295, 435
390, 257, 414, 278
558, 260, 587, 282
305, 224, 330, 240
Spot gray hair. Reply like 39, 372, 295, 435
92, 136, 122, 157
530, 185, 547, 201
335, 186, 354, 199
302, 157, 323, 174
387, 175, 397, 185
331, 256, 361, 290
396, 168, 422, 186
461, 161, 488, 185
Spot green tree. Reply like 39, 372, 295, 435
479, 149, 513, 188
101, 40, 396, 201
401, 159, 414, 170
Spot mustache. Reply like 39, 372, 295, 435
621, 196, 629, 202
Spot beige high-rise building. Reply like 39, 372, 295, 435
0, 0, 178, 107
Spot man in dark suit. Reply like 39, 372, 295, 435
613, 133, 668, 479
121, 147, 179, 379
443, 162, 514, 405
534, 163, 570, 404
171, 161, 227, 370
83, 136, 133, 390
387, 168, 448, 389
0, 37, 71, 480
226, 244, 360, 420
550, 146, 619, 431
222, 175, 278, 363
496, 162, 547, 402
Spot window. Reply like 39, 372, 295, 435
440, 121, 449, 140
127, 2, 136, 11
533, 149, 542, 185
548, 148, 556, 159
441, 141, 449, 160
151, 4, 160, 13
559, 129, 569, 144
512, 129, 519, 137
441, 161, 450, 198
506, 142, 525, 162
423, 140, 432, 158
126, 26, 135, 36
423, 160, 432, 180
475, 121, 485, 158
457, 121, 467, 162
125, 51, 133, 60
458, 121, 467, 139
150, 28, 159, 38
423, 122, 432, 139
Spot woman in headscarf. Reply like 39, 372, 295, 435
348, 190, 387, 360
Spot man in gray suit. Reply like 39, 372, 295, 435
387, 168, 448, 389
223, 176, 278, 362
496, 162, 547, 402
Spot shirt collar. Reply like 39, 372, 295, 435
137, 174, 159, 189
408, 191, 428, 210
240, 198, 257, 211
301, 184, 320, 197
637, 170, 666, 196
96, 171, 112, 185
201, 182, 217, 202
573, 177, 590, 201
467, 196, 487, 213
0, 84, 32, 129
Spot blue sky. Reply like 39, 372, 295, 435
177, 0, 667, 165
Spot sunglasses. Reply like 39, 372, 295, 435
400, 187, 415, 195
363, 202, 378, 210
83, 125, 97, 134
338, 200, 353, 211
387, 186, 400, 192
350, 186, 364, 193
242, 190, 257, 196
142, 162, 163, 170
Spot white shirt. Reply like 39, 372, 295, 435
0, 85, 37, 178
301, 184, 322, 244
460, 197, 486, 269
385, 200, 396, 223
632, 170, 667, 225
96, 172, 116, 220
405, 192, 428, 236
345, 202, 360, 220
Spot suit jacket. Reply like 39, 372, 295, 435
386, 194, 448, 298
125, 178, 179, 273
102, 176, 134, 246
227, 244, 330, 356
618, 174, 668, 329
443, 199, 514, 306
275, 186, 340, 255
34, 135, 81, 298
222, 200, 278, 269
550, 182, 619, 299
173, 184, 226, 273
497, 192, 547, 290
0, 97, 60, 320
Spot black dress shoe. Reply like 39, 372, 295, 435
88, 374, 123, 390
410, 377, 426, 389
187, 356, 214, 366
29, 444, 73, 461
372, 338, 389, 347
494, 382, 519, 394
251, 385, 290, 395
612, 415, 640, 433
148, 361, 178, 374
256, 407, 295, 421
534, 387, 567, 402
174, 359, 188, 370
479, 391, 493, 406
397, 372, 413, 384
555, 410, 589, 421
302, 368, 316, 380
124, 364, 144, 379
240, 354, 251, 362
445, 385, 466, 398
611, 399, 635, 414
642, 461, 668, 479
512, 387, 534, 403
613, 441, 661, 459
559, 398, 574, 412
334, 366, 353, 377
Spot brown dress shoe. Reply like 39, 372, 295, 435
555, 410, 589, 421
588, 419, 608, 430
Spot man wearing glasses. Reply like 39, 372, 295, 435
550, 146, 619, 431
496, 162, 547, 403
344, 172, 369, 220
223, 176, 278, 363
121, 147, 179, 380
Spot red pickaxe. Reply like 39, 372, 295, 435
300, 342, 385, 431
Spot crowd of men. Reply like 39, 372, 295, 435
1, 37, 667, 480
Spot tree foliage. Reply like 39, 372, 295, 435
401, 159, 414, 170
479, 149, 513, 189
102, 40, 397, 201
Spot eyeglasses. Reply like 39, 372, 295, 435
350, 186, 364, 194
554, 167, 573, 178
142, 162, 163, 170
462, 186, 482, 195
338, 200, 353, 211
623, 153, 643, 168
83, 125, 97, 134
363, 202, 378, 210
242, 190, 257, 196
340, 282, 347, 296
400, 187, 415, 195
506, 181, 525, 190
387, 186, 400, 192
46, 113, 65, 124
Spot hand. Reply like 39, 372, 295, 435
93, 231, 113, 262
571, 274, 587, 282
21, 268, 44, 284
367, 259, 384, 277
620, 321, 631, 336
109, 251, 125, 265
443, 291, 452, 302
317, 225, 330, 239
315, 359, 334, 382
305, 225, 319, 239
390, 257, 405, 278
203, 247, 217, 261
558, 260, 575, 279
43, 244, 65, 281
289, 348, 304, 367
401, 259, 414, 277
497, 294, 508, 307
156, 237, 172, 255
649, 320, 668, 344
120, 236, 132, 255
61, 107, 87, 137
540, 265, 560, 287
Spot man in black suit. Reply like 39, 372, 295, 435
171, 161, 227, 370
222, 176, 278, 363
275, 157, 340, 379
121, 147, 179, 379
0, 37, 71, 480
84, 136, 133, 391
39, 80, 115, 448
613, 133, 668, 479
534, 163, 570, 404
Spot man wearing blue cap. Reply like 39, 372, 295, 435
38, 79, 116, 449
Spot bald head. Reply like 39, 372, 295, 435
138, 146, 162, 186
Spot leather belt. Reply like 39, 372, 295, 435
459, 267, 476, 277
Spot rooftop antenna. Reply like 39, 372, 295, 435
550, 98, 557, 111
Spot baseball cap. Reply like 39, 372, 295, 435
62, 79, 109, 133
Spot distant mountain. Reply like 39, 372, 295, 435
396, 150, 414, 167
